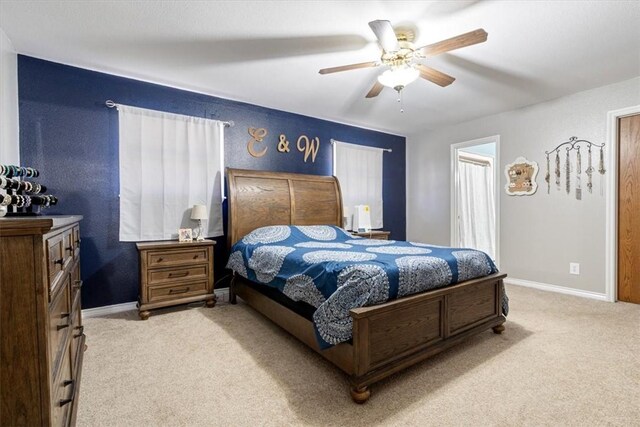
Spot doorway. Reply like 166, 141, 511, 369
617, 113, 640, 303
451, 136, 500, 265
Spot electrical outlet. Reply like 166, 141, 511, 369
569, 263, 580, 275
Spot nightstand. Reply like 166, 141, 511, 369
350, 230, 391, 240
136, 240, 216, 320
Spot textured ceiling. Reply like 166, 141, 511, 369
1, 0, 639, 136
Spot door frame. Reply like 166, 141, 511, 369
450, 135, 501, 267
606, 105, 640, 302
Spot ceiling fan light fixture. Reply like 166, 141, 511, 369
377, 67, 420, 90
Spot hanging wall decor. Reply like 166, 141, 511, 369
504, 157, 539, 196
544, 136, 605, 199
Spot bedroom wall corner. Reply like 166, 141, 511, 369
0, 27, 19, 164
406, 76, 640, 296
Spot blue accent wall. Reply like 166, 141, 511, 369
18, 55, 406, 309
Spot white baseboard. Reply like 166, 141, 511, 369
82, 288, 230, 318
504, 278, 608, 301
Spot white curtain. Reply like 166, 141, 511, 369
457, 157, 495, 258
118, 105, 224, 241
333, 141, 384, 229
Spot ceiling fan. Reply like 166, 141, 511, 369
319, 20, 488, 101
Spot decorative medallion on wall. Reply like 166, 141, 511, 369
504, 157, 538, 196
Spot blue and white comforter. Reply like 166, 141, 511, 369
226, 225, 507, 347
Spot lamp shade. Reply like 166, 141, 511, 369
190, 204, 208, 220
377, 66, 420, 89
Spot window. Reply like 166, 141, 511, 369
332, 140, 384, 229
117, 104, 224, 241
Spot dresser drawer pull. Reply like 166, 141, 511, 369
63, 379, 74, 387
74, 326, 84, 338
65, 245, 74, 252
59, 398, 73, 407
57, 323, 70, 331
54, 258, 64, 265
193, 255, 199, 259
169, 287, 189, 294
157, 257, 164, 262
73, 280, 83, 290
168, 271, 189, 278
61, 312, 70, 318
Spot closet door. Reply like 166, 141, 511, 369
618, 114, 640, 303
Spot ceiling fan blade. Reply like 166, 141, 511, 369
419, 28, 488, 57
365, 81, 384, 98
368, 20, 400, 52
319, 61, 379, 75
415, 64, 456, 87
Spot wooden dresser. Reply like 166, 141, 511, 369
136, 240, 216, 320
350, 230, 390, 240
0, 215, 85, 426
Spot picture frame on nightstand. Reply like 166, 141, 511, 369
178, 228, 193, 242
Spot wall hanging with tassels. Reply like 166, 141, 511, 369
544, 136, 605, 200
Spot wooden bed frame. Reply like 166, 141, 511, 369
226, 168, 506, 403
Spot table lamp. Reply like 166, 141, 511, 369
190, 204, 207, 241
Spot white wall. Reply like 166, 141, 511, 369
0, 27, 19, 165
407, 76, 640, 295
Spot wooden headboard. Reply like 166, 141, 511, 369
226, 168, 344, 247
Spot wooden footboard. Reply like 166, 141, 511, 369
349, 273, 506, 399
232, 273, 506, 403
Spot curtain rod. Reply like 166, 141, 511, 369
330, 138, 392, 152
105, 100, 234, 127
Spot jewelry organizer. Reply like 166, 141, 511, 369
0, 164, 58, 216
544, 136, 605, 199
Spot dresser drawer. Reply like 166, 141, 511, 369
147, 280, 208, 303
51, 346, 73, 427
49, 275, 71, 378
147, 248, 209, 268
69, 293, 83, 374
70, 259, 82, 302
148, 265, 208, 285
47, 228, 74, 294
72, 225, 81, 258
47, 233, 65, 292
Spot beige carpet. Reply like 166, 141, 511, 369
77, 285, 639, 426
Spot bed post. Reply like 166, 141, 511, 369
350, 386, 370, 404
229, 273, 237, 305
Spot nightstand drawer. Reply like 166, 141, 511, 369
148, 265, 208, 285
147, 248, 209, 267
147, 281, 208, 303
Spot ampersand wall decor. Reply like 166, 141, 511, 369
247, 127, 268, 157
277, 134, 290, 153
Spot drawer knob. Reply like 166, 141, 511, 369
73, 280, 83, 290
61, 312, 70, 318
168, 271, 189, 278
193, 255, 199, 259
65, 246, 73, 252
157, 257, 163, 262
63, 379, 74, 387
169, 287, 189, 294
74, 325, 84, 338
57, 323, 70, 331
54, 258, 64, 265
76, 239, 81, 246
59, 398, 73, 407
